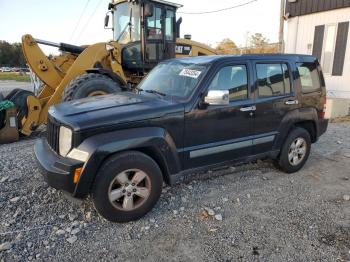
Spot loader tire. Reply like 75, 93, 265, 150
62, 73, 122, 102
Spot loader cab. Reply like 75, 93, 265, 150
110, 0, 181, 72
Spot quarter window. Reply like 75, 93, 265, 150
297, 62, 321, 93
208, 65, 248, 101
256, 63, 291, 97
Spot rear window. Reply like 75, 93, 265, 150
297, 63, 321, 93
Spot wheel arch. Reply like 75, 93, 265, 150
294, 121, 317, 143
274, 107, 319, 151
132, 147, 173, 185
72, 127, 181, 198
85, 68, 127, 88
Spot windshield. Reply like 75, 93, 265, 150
114, 2, 141, 44
138, 62, 208, 99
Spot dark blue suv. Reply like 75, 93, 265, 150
35, 54, 328, 222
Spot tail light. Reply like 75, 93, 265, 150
318, 96, 327, 119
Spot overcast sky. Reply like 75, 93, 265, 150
0, 0, 281, 53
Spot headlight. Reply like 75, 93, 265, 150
59, 126, 72, 156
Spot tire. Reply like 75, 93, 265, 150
276, 127, 311, 173
62, 73, 122, 101
91, 151, 163, 222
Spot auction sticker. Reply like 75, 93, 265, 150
179, 69, 202, 79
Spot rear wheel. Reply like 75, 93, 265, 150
276, 127, 311, 173
62, 73, 122, 101
92, 151, 163, 222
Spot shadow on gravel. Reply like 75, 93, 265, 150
177, 159, 277, 185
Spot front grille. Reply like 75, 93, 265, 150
47, 117, 60, 154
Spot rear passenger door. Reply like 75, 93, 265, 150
252, 61, 298, 154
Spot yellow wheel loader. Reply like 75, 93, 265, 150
0, 0, 217, 143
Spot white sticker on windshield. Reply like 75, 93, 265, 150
179, 69, 202, 79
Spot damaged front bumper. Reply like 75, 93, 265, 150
34, 138, 84, 195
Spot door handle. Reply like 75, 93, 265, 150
285, 100, 299, 105
240, 105, 256, 112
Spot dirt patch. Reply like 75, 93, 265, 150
330, 115, 350, 123
319, 226, 350, 261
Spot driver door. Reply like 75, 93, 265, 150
183, 62, 255, 169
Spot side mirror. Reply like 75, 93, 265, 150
104, 14, 110, 28
144, 3, 154, 17
204, 90, 229, 106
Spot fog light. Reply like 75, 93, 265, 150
73, 167, 83, 184
67, 148, 89, 162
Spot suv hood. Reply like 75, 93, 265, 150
50, 92, 184, 131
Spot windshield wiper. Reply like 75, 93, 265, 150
144, 89, 166, 97
134, 87, 166, 97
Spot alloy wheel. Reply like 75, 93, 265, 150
288, 137, 307, 166
108, 169, 151, 211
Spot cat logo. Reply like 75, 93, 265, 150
175, 44, 192, 55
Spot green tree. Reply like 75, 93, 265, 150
216, 38, 239, 54
245, 33, 278, 54
248, 33, 269, 47
0, 41, 26, 67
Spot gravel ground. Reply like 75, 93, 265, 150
0, 122, 349, 261
0, 81, 33, 97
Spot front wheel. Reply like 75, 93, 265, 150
91, 151, 163, 222
276, 127, 311, 173
62, 73, 122, 101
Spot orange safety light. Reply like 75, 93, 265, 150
73, 167, 83, 184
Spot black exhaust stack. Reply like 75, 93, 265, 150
176, 17, 182, 38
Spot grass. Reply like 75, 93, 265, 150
0, 72, 31, 82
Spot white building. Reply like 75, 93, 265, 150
284, 0, 350, 117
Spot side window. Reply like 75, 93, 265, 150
165, 10, 174, 41
147, 7, 162, 40
282, 64, 291, 94
208, 65, 248, 101
256, 63, 291, 97
297, 62, 321, 93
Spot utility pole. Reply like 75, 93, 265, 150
245, 31, 250, 54
279, 0, 285, 53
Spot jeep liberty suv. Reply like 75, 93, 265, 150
35, 55, 328, 222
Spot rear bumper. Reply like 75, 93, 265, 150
34, 139, 83, 195
317, 118, 329, 138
